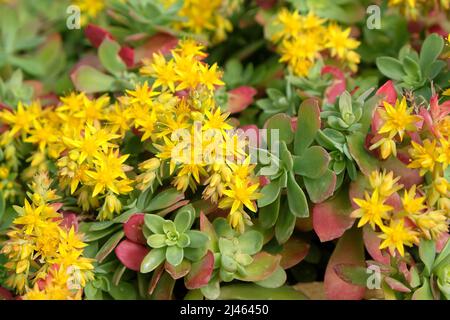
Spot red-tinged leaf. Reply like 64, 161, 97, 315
119, 46, 135, 68
184, 250, 214, 289
151, 272, 176, 300
363, 225, 390, 264
324, 228, 366, 300
280, 237, 310, 269
334, 264, 370, 286
61, 212, 78, 232
165, 260, 191, 280
200, 212, 218, 251
50, 202, 63, 212
371, 107, 384, 133
255, 0, 277, 9
382, 156, 423, 189
436, 233, 450, 253
376, 80, 397, 105
322, 65, 346, 104
124, 213, 146, 244
312, 188, 355, 242
227, 86, 257, 114
0, 287, 13, 300
237, 252, 281, 282
85, 24, 114, 48
349, 174, 369, 208
115, 240, 149, 272
384, 277, 411, 293
134, 33, 178, 63
148, 264, 164, 295
69, 54, 102, 79
70, 65, 115, 94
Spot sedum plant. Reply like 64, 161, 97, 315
141, 205, 209, 272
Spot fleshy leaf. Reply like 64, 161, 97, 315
286, 172, 309, 218
280, 237, 310, 269
293, 146, 330, 179
140, 247, 166, 273
185, 250, 214, 289
312, 188, 355, 242
237, 252, 281, 282
294, 99, 321, 156
304, 169, 336, 204
324, 228, 366, 300
165, 259, 191, 280
71, 65, 115, 94
115, 240, 150, 272
124, 213, 146, 244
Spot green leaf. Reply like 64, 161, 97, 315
419, 33, 444, 70
412, 278, 433, 300
275, 204, 296, 244
185, 230, 209, 248
95, 230, 124, 263
144, 214, 165, 234
419, 239, 436, 276
255, 266, 287, 288
237, 252, 281, 282
166, 245, 184, 266
146, 188, 184, 211
333, 264, 370, 286
257, 178, 281, 207
346, 133, 379, 176
403, 56, 422, 81
71, 65, 115, 93
98, 38, 127, 76
218, 284, 308, 300
238, 230, 264, 255
293, 146, 330, 179
174, 205, 195, 233
304, 169, 336, 203
286, 172, 309, 218
376, 57, 405, 81
258, 192, 280, 229
147, 234, 167, 248
109, 281, 138, 300
294, 99, 321, 155
264, 113, 294, 144
141, 248, 166, 273
434, 239, 450, 269
279, 141, 293, 171
0, 191, 5, 223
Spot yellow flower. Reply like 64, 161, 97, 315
13, 201, 59, 236
351, 189, 393, 229
125, 81, 160, 107
437, 138, 450, 170
0, 101, 41, 137
219, 177, 261, 214
412, 210, 448, 240
379, 218, 419, 256
408, 139, 440, 176
378, 97, 422, 141
73, 0, 105, 23
369, 170, 403, 198
325, 23, 360, 61
401, 185, 426, 215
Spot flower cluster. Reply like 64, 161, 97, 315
0, 172, 94, 299
72, 0, 106, 25
351, 169, 448, 257
388, 0, 449, 19
162, 0, 241, 43
137, 40, 261, 232
271, 8, 360, 76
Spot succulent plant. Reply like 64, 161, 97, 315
258, 99, 336, 243
376, 34, 448, 100
140, 205, 209, 272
